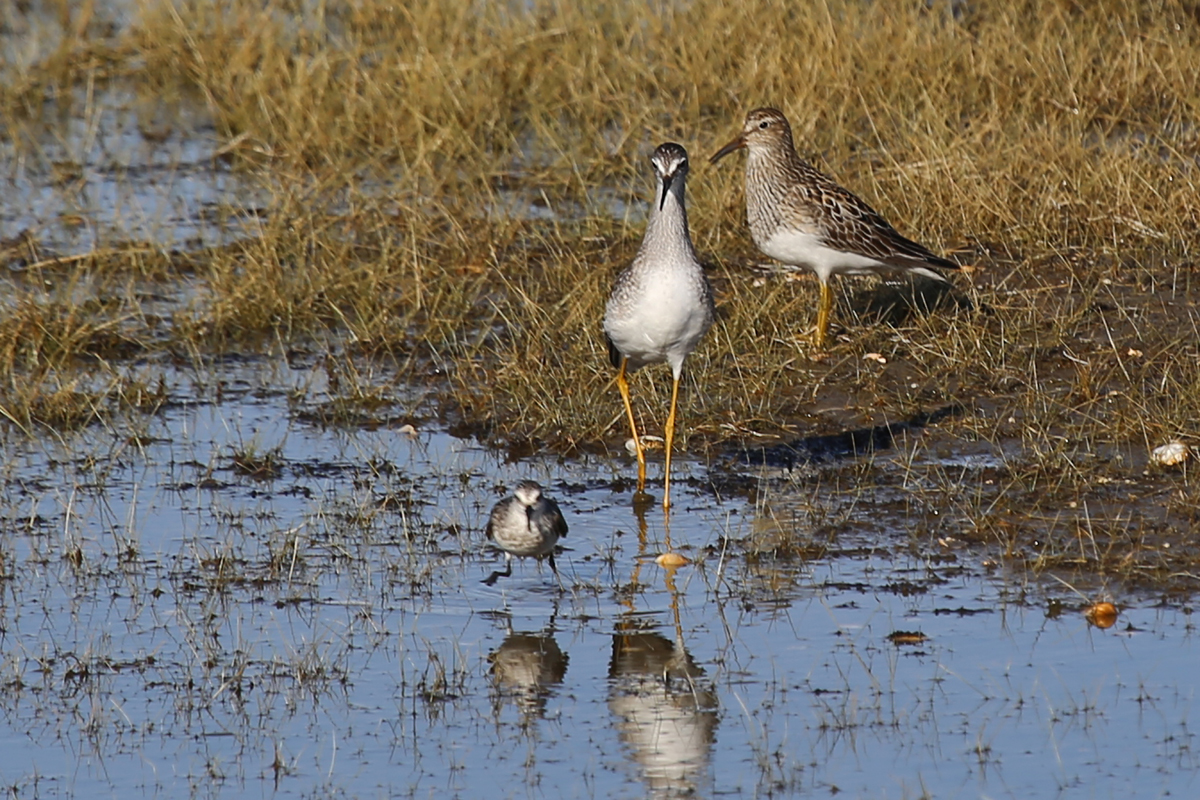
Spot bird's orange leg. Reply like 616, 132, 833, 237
662, 373, 681, 511
616, 358, 646, 491
813, 278, 833, 349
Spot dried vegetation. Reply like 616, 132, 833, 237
2, 0, 1199, 584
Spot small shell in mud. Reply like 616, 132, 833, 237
1150, 441, 1190, 466
863, 352, 887, 364
655, 552, 690, 568
625, 435, 664, 455
1085, 602, 1119, 629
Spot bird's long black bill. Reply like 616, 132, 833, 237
659, 173, 675, 210
709, 135, 745, 165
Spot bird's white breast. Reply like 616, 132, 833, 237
759, 228, 886, 282
491, 502, 553, 556
604, 263, 710, 375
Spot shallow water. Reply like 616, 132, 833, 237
1, 79, 267, 257
0, 359, 1193, 799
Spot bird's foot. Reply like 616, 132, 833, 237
631, 490, 657, 515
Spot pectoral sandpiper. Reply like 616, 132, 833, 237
710, 107, 958, 348
604, 142, 715, 511
483, 480, 568, 588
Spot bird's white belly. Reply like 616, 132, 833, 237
605, 270, 709, 374
759, 228, 885, 282
493, 505, 555, 556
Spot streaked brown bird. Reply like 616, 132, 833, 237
711, 107, 958, 348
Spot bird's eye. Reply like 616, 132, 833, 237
758, 120, 769, 129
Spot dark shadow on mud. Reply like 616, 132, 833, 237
849, 275, 975, 326
733, 403, 965, 472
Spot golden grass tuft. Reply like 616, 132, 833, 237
1, 0, 1199, 577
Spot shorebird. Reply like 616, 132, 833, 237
710, 107, 958, 348
483, 480, 568, 588
603, 143, 715, 510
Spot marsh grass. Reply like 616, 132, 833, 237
2, 0, 1200, 579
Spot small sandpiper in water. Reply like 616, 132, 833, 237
603, 143, 715, 510
483, 480, 568, 588
711, 107, 958, 348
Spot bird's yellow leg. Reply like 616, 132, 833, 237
813, 278, 833, 349
662, 374, 681, 511
616, 358, 646, 491
662, 498, 674, 553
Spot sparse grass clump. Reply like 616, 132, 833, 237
1, 1, 1199, 578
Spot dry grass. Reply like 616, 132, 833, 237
2, 0, 1199, 576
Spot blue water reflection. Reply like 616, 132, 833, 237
0, 359, 1192, 798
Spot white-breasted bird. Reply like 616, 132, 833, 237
603, 143, 715, 510
483, 480, 568, 588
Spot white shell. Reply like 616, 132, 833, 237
625, 435, 664, 455
1150, 441, 1190, 466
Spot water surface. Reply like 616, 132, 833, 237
0, 359, 1192, 799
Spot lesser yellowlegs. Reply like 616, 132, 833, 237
603, 143, 715, 510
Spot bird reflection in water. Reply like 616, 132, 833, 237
610, 512, 718, 798
488, 614, 569, 728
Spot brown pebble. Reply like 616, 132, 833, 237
1085, 602, 1119, 629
